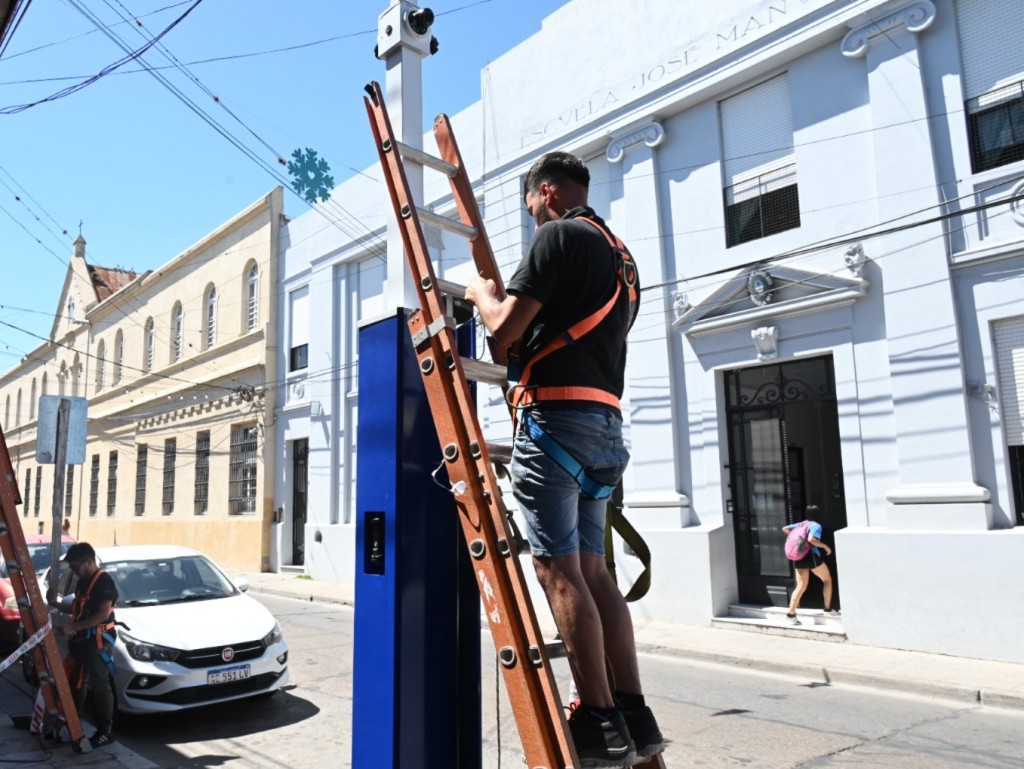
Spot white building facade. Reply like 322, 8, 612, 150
274, 0, 1024, 664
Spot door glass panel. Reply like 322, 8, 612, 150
746, 415, 790, 577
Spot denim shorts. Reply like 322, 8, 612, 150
510, 407, 630, 558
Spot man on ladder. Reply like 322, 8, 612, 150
465, 151, 665, 768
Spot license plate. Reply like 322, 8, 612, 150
208, 664, 251, 685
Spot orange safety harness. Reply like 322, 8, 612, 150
65, 569, 118, 689
69, 569, 117, 638
507, 216, 639, 425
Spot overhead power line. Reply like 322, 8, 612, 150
0, 0, 204, 114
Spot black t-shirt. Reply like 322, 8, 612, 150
506, 207, 638, 409
73, 569, 118, 626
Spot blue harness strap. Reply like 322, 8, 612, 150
521, 412, 616, 500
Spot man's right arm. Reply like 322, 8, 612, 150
465, 277, 542, 348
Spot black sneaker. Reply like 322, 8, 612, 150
567, 703, 636, 768
89, 731, 115, 748
619, 704, 664, 761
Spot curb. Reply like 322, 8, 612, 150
635, 641, 1021, 710
244, 579, 1024, 713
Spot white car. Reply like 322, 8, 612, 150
44, 544, 289, 714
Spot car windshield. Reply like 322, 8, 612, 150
27, 542, 71, 574
104, 555, 239, 606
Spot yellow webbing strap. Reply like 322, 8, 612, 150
603, 482, 652, 602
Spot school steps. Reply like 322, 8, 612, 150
712, 604, 847, 642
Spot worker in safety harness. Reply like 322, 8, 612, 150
48, 542, 118, 748
465, 151, 664, 768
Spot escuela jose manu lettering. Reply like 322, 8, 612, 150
518, 0, 826, 149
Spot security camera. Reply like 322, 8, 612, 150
406, 7, 433, 36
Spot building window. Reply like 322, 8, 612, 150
720, 73, 800, 248
966, 81, 1024, 173
96, 341, 105, 391
64, 464, 74, 518
29, 378, 36, 420
135, 445, 147, 516
289, 287, 309, 372
113, 330, 124, 384
162, 438, 176, 515
1011, 445, 1024, 526
724, 164, 801, 247
145, 318, 155, 373
23, 468, 31, 518
229, 425, 258, 514
206, 286, 217, 349
172, 303, 184, 362
15, 389, 21, 426
246, 264, 259, 332
107, 451, 118, 517
194, 431, 210, 515
290, 344, 308, 372
34, 467, 42, 516
956, 0, 1024, 174
89, 455, 100, 516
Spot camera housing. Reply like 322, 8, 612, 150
377, 2, 437, 59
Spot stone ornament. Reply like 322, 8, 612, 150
841, 0, 936, 58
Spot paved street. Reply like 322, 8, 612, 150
95, 593, 1024, 769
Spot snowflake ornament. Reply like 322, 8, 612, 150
287, 148, 335, 204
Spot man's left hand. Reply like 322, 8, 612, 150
464, 275, 496, 305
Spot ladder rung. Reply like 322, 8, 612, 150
461, 358, 508, 387
487, 442, 513, 464
417, 207, 478, 240
435, 278, 467, 298
544, 639, 567, 659
395, 141, 458, 178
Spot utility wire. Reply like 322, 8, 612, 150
0, 0, 204, 114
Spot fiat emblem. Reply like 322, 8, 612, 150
222, 647, 235, 662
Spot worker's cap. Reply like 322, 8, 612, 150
63, 543, 96, 564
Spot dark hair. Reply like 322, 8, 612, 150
63, 542, 96, 563
523, 151, 590, 202
804, 505, 820, 522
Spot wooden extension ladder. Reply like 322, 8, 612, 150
0, 422, 90, 753
363, 80, 665, 769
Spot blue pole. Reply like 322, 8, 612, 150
352, 309, 481, 769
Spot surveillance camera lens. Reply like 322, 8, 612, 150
407, 7, 434, 35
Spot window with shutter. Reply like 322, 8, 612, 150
720, 73, 800, 247
957, 0, 1024, 173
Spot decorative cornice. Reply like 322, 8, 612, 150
606, 122, 665, 163
841, 0, 936, 58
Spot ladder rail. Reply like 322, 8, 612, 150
364, 80, 578, 769
0, 422, 88, 751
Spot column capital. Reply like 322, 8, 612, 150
841, 0, 936, 58
606, 121, 665, 164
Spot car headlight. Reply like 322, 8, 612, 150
119, 631, 181, 662
261, 623, 283, 647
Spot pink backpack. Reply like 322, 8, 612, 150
784, 521, 811, 561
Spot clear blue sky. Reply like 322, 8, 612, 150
0, 0, 566, 364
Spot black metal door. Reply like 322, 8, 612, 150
292, 439, 308, 565
726, 356, 846, 606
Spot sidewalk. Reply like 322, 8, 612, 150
0, 666, 156, 769
240, 569, 1024, 710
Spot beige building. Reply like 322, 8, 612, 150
0, 187, 283, 571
